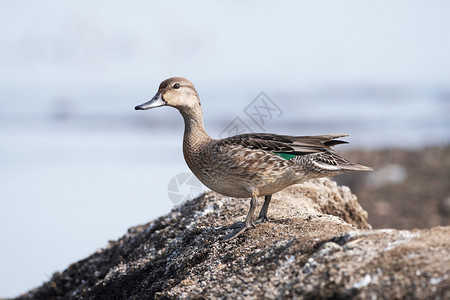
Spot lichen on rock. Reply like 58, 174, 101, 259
17, 178, 450, 299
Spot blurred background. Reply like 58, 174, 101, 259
1, 0, 449, 297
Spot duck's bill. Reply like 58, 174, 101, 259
135, 92, 166, 110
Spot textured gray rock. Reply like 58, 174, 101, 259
17, 178, 449, 299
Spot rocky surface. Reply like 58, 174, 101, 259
16, 179, 449, 299
338, 146, 450, 229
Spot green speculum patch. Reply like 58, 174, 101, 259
274, 153, 297, 160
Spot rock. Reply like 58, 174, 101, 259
16, 178, 449, 299
336, 146, 450, 229
441, 197, 450, 215
363, 163, 407, 189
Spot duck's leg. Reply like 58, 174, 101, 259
253, 194, 272, 224
222, 195, 257, 241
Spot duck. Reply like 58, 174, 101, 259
135, 77, 372, 241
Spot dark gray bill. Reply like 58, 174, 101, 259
135, 92, 166, 110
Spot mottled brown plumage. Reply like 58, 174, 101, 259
135, 77, 372, 240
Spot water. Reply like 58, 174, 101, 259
0, 86, 449, 297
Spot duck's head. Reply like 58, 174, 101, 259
135, 77, 200, 111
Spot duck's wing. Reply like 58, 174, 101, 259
216, 133, 349, 156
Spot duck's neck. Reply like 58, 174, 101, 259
180, 106, 212, 155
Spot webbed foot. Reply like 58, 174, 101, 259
228, 221, 245, 229
253, 215, 269, 225
221, 223, 255, 241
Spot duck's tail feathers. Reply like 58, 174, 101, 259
340, 163, 373, 172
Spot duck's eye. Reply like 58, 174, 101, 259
173, 83, 180, 89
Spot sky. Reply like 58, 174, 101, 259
0, 1, 449, 298
1, 1, 449, 91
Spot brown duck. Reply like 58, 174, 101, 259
135, 77, 372, 240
